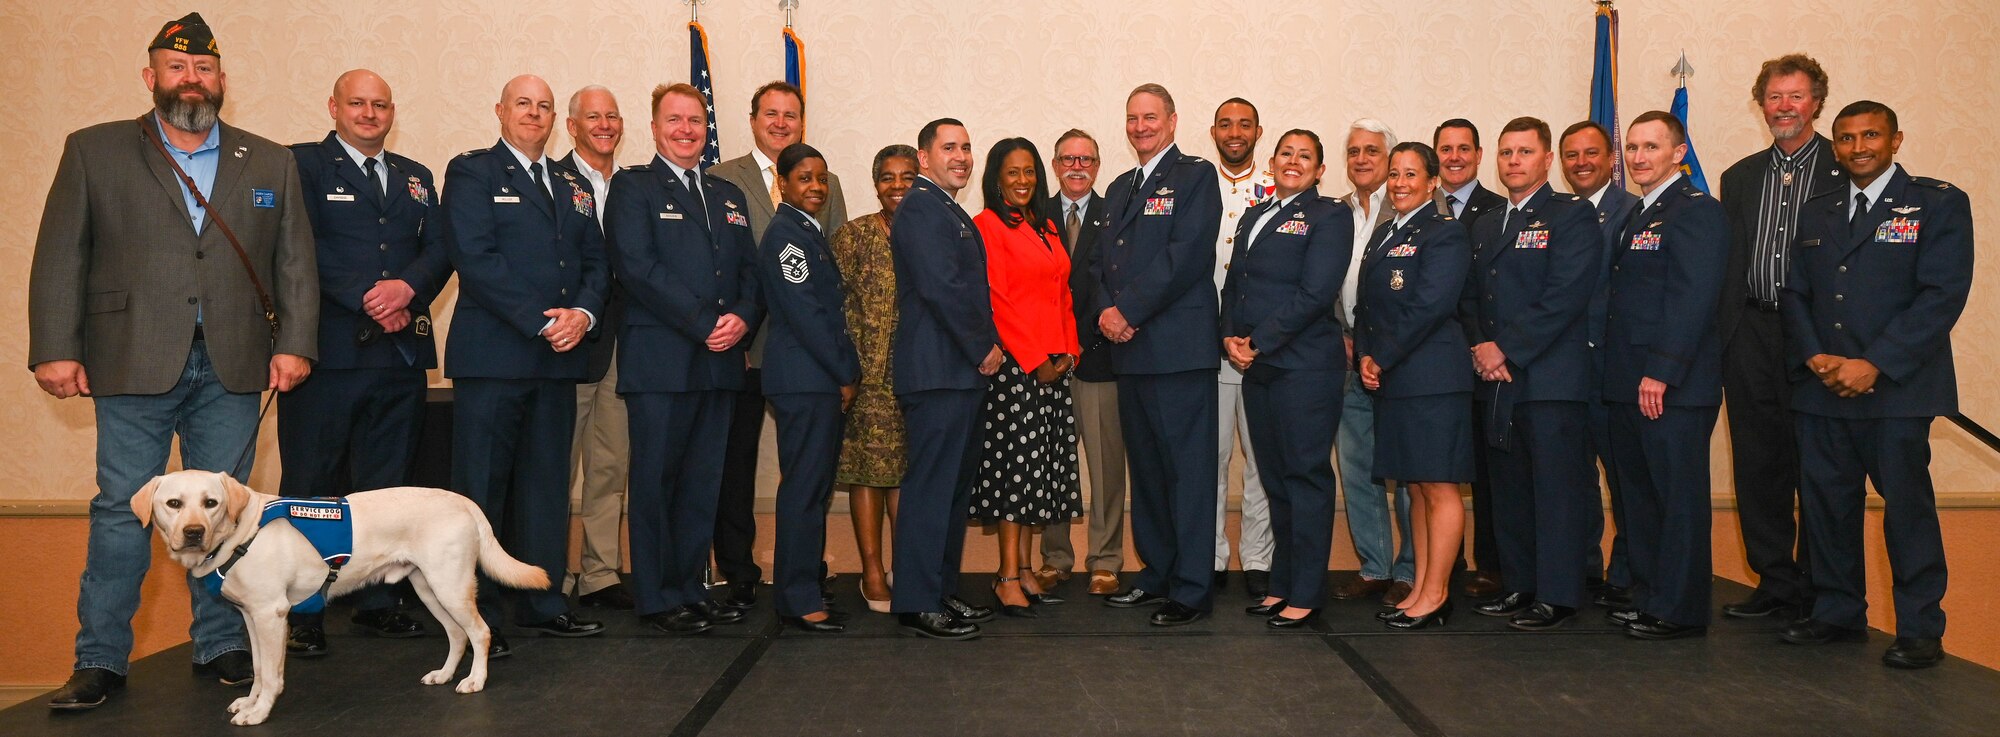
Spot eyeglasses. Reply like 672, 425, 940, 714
1055, 155, 1099, 167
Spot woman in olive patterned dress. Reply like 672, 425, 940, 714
831, 145, 918, 612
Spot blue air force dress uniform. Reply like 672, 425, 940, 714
1601, 172, 1728, 630
602, 155, 760, 619
1355, 206, 1475, 484
279, 132, 451, 616
759, 203, 862, 618
443, 140, 608, 626
1457, 183, 1602, 613
1087, 144, 1224, 611
1220, 187, 1352, 611
1436, 182, 1509, 582
889, 175, 999, 615
1584, 183, 1641, 591
1781, 164, 1972, 643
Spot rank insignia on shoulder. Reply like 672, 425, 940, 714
1892, 205, 1922, 214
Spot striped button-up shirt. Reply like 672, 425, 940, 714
1746, 137, 1824, 302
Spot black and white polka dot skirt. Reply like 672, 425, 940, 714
968, 355, 1082, 524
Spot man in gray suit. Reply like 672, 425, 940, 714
707, 80, 846, 608
30, 13, 317, 710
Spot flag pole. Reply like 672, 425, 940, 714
1672, 50, 1693, 88
684, 0, 705, 23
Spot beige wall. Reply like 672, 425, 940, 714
4, 0, 1996, 500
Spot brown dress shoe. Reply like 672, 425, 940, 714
1031, 565, 1071, 591
1381, 580, 1414, 606
1330, 576, 1392, 600
1088, 569, 1120, 595
1464, 570, 1503, 598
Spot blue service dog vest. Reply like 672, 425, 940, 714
200, 498, 354, 613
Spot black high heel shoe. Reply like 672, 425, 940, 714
782, 614, 847, 633
1267, 608, 1316, 628
1018, 567, 1066, 605
991, 577, 1039, 618
1385, 600, 1453, 630
1246, 599, 1286, 617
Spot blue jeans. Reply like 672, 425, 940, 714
1337, 374, 1414, 583
76, 340, 255, 674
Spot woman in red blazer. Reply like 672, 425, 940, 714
971, 137, 1083, 617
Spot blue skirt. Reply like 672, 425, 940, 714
1373, 392, 1475, 484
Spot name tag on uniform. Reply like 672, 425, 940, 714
1629, 231, 1661, 250
660, 212, 684, 220
1514, 229, 1549, 249
1144, 197, 1175, 216
1385, 243, 1418, 258
493, 195, 521, 204
1801, 238, 1822, 248
1275, 220, 1310, 235
252, 189, 276, 208
725, 211, 749, 227
325, 193, 356, 202
1875, 217, 1921, 244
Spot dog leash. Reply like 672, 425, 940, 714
228, 390, 277, 480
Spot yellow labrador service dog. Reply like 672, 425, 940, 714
135, 470, 548, 726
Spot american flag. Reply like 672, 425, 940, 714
690, 21, 721, 167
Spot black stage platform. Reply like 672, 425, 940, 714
9, 574, 1998, 736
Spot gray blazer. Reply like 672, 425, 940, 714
29, 115, 319, 396
709, 152, 848, 364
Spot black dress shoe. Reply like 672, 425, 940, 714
1722, 592, 1796, 619
1245, 599, 1286, 617
47, 668, 123, 711
522, 612, 605, 637
1374, 609, 1402, 622
1150, 601, 1208, 627
1592, 584, 1633, 609
1213, 570, 1230, 589
193, 650, 253, 686
694, 600, 747, 625
1385, 600, 1454, 630
1474, 591, 1533, 617
1508, 602, 1576, 631
1627, 614, 1707, 640
899, 612, 980, 640
489, 634, 512, 658
646, 607, 714, 635
1883, 637, 1944, 669
1605, 607, 1642, 627
287, 624, 329, 657
1267, 609, 1315, 628
580, 583, 638, 610
1781, 618, 1868, 645
1244, 569, 1271, 599
352, 607, 425, 637
723, 581, 758, 610
943, 595, 996, 624
1105, 587, 1168, 609
782, 615, 847, 634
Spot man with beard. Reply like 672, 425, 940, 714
709, 81, 848, 610
1716, 54, 1842, 621
33, 13, 318, 709
1207, 98, 1272, 598
1559, 120, 1639, 608
1094, 84, 1224, 625
559, 84, 638, 611
443, 74, 609, 651
278, 69, 445, 656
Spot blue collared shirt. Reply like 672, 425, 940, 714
1442, 179, 1480, 219
1849, 163, 1901, 218
1639, 171, 1684, 211
154, 112, 221, 231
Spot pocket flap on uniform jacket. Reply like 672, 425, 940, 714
86, 291, 128, 314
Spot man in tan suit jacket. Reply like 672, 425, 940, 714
706, 80, 846, 608
28, 13, 317, 711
